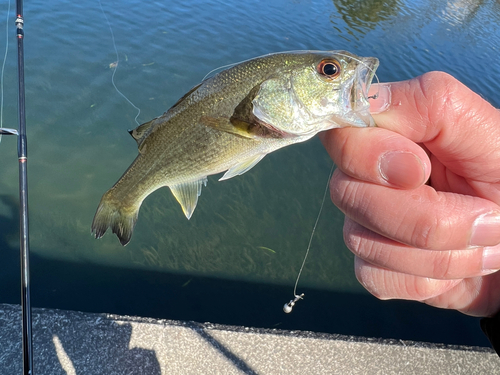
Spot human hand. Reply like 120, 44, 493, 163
321, 72, 500, 317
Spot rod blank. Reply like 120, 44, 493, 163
15, 1, 34, 374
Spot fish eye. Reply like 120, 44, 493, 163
317, 59, 341, 79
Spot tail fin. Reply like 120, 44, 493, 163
91, 191, 139, 246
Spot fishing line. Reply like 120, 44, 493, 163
0, 0, 11, 143
282, 53, 377, 313
0, 0, 15, 138
202, 62, 240, 82
283, 163, 334, 313
98, 0, 141, 126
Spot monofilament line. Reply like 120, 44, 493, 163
98, 0, 141, 126
284, 163, 334, 313
0, 0, 11, 143
294, 163, 334, 295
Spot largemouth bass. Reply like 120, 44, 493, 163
92, 51, 379, 245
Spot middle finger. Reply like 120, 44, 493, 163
343, 217, 497, 279
330, 169, 500, 250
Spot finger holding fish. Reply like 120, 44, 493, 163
320, 126, 430, 189
354, 255, 500, 317
321, 72, 500, 316
322, 72, 500, 253
330, 169, 500, 251
343, 216, 497, 280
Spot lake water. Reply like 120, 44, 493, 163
0, 0, 499, 347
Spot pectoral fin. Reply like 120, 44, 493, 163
219, 154, 266, 181
169, 178, 207, 219
199, 116, 255, 139
200, 83, 285, 139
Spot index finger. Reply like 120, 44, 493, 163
370, 72, 500, 183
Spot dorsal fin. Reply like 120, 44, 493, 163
170, 82, 203, 110
128, 118, 156, 148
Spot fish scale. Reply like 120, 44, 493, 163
91, 51, 378, 245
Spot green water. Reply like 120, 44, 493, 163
0, 0, 499, 346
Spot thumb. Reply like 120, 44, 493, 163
369, 72, 500, 184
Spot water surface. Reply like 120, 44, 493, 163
0, 0, 499, 347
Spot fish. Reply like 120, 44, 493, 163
91, 50, 379, 245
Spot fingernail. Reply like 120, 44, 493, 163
482, 247, 500, 271
379, 151, 426, 188
369, 84, 391, 114
470, 212, 500, 247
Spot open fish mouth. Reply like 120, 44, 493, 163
347, 56, 379, 127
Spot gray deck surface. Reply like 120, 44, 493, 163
0, 303, 499, 374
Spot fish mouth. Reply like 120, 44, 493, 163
344, 56, 379, 127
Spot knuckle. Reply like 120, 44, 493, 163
329, 171, 360, 213
406, 190, 460, 250
410, 213, 441, 249
354, 258, 384, 298
411, 213, 457, 250
431, 251, 454, 279
343, 220, 378, 260
410, 278, 433, 300
414, 71, 464, 129
406, 276, 446, 301
342, 219, 360, 253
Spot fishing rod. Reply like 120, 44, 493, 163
0, 0, 33, 372
0, 1, 32, 372
16, 0, 33, 373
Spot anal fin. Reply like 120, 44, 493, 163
219, 154, 266, 181
169, 178, 207, 219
